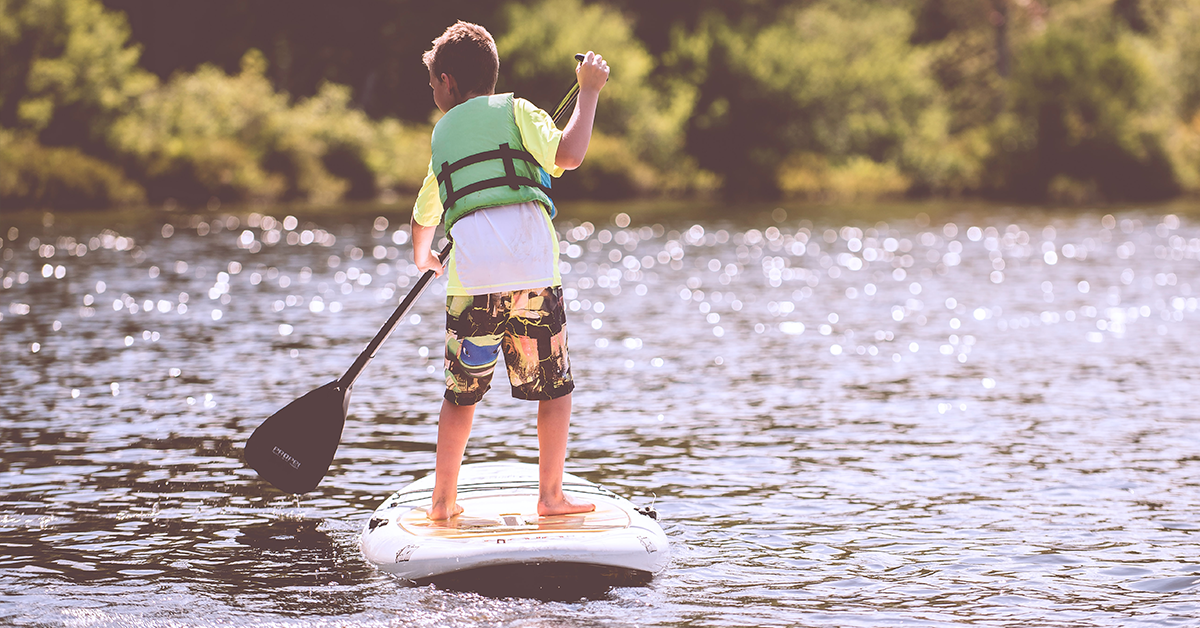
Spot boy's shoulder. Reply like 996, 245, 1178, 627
435, 95, 506, 135
438, 94, 550, 128
439, 94, 513, 122
490, 93, 549, 117
510, 95, 547, 114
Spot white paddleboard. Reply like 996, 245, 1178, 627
360, 462, 669, 594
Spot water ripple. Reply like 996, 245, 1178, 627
2, 205, 1199, 626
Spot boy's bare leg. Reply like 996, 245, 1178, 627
536, 393, 595, 516
428, 399, 475, 520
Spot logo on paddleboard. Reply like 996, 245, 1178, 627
395, 544, 418, 563
271, 446, 301, 469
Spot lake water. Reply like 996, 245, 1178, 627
2, 201, 1199, 627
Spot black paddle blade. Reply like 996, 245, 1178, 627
244, 380, 349, 494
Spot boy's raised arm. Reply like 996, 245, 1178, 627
555, 52, 609, 171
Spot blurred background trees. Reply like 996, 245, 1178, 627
4, 0, 1200, 209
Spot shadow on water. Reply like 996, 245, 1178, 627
414, 563, 648, 602
213, 519, 379, 615
0, 421, 383, 616
0, 512, 380, 614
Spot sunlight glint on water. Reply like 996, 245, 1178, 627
1, 204, 1199, 626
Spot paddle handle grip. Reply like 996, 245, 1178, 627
339, 244, 452, 390
551, 53, 606, 126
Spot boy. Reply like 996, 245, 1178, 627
410, 21, 609, 521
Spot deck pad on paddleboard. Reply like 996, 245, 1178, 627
398, 495, 630, 538
360, 462, 669, 595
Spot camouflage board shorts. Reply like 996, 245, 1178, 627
443, 286, 574, 405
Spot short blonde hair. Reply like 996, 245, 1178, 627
422, 21, 499, 96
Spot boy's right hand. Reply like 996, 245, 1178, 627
410, 220, 444, 276
556, 53, 608, 170
575, 51, 609, 94
414, 248, 444, 277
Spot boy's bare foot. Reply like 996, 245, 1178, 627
427, 501, 464, 521
538, 493, 596, 517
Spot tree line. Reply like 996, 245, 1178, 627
3, 0, 1200, 210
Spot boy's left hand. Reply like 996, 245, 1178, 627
575, 51, 609, 93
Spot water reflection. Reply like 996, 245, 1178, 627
2, 204, 1199, 625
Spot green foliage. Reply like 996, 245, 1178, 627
1158, 0, 1200, 121
756, 2, 932, 160
108, 52, 285, 203
997, 15, 1178, 201
0, 0, 151, 209
109, 51, 431, 205
777, 153, 911, 202
497, 0, 711, 197
9, 0, 1200, 208
0, 128, 144, 208
1112, 0, 1172, 34
681, 2, 948, 199
2, 0, 430, 208
0, 0, 154, 146
922, 17, 1006, 135
1152, 0, 1200, 192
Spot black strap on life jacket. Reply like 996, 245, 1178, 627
437, 143, 553, 211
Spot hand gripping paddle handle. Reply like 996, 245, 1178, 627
552, 53, 608, 125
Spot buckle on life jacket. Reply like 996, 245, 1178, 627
437, 143, 553, 210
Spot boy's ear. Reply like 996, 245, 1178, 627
441, 72, 460, 97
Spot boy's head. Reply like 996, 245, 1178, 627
423, 21, 499, 102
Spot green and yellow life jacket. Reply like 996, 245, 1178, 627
431, 93, 555, 231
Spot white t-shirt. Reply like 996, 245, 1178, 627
445, 201, 561, 295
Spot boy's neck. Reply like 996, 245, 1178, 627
453, 89, 495, 108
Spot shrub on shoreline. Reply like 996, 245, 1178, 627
0, 130, 144, 209
9, 0, 1200, 209
109, 51, 432, 207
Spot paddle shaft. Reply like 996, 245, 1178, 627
339, 246, 449, 390
338, 61, 590, 390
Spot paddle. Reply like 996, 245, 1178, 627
243, 245, 451, 494
244, 55, 595, 494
